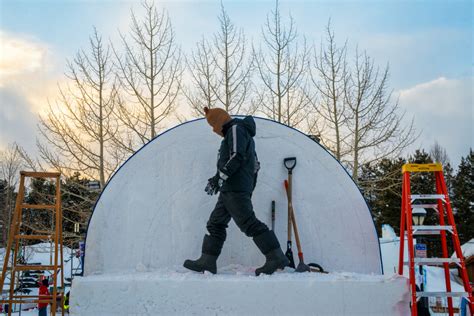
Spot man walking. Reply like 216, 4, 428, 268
183, 107, 289, 276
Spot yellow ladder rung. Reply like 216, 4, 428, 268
402, 163, 443, 173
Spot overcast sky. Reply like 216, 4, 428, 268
0, 0, 472, 166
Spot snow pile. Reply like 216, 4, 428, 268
424, 265, 467, 309
379, 224, 410, 276
381, 224, 397, 240
452, 238, 474, 259
71, 267, 409, 316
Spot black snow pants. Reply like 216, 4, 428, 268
206, 191, 269, 242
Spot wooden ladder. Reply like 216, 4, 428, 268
0, 171, 64, 316
398, 163, 473, 316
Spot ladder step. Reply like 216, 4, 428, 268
14, 265, 57, 271
15, 234, 53, 240
411, 204, 438, 210
411, 194, 445, 201
402, 163, 443, 173
2, 299, 57, 304
413, 225, 453, 235
20, 171, 60, 178
413, 258, 461, 266
21, 204, 56, 210
416, 291, 469, 298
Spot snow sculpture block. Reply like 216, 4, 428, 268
71, 271, 410, 316
84, 117, 382, 275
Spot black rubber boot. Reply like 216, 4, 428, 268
253, 230, 289, 276
183, 235, 224, 274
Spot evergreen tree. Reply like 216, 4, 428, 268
452, 149, 474, 244
359, 157, 404, 236
61, 172, 98, 247
22, 178, 56, 245
20, 173, 98, 248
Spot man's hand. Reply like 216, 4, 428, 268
205, 174, 224, 195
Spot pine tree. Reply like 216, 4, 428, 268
359, 157, 404, 236
22, 178, 56, 245
21, 173, 98, 247
452, 149, 474, 244
61, 172, 98, 247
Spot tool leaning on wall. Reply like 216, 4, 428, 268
283, 157, 326, 274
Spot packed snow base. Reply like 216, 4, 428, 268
70, 266, 409, 316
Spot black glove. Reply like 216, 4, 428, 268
205, 174, 224, 195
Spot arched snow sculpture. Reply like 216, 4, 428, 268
84, 117, 382, 275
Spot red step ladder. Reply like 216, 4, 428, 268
398, 163, 473, 316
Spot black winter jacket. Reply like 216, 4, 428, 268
217, 116, 260, 193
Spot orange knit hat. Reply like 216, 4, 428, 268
204, 107, 231, 136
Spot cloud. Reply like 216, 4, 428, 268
0, 31, 49, 86
0, 31, 62, 154
0, 88, 37, 150
398, 76, 473, 165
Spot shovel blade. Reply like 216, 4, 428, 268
295, 261, 311, 273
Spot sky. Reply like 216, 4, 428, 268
0, 0, 472, 167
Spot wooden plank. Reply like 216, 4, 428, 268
20, 171, 60, 178
15, 235, 52, 240
11, 295, 62, 299
11, 295, 54, 299
21, 204, 56, 209
1, 299, 58, 304
14, 265, 56, 271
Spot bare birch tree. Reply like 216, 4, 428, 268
0, 143, 22, 246
113, 1, 182, 151
184, 37, 218, 116
344, 49, 416, 181
430, 141, 450, 166
39, 27, 121, 187
186, 3, 252, 116
309, 22, 349, 160
253, 0, 310, 127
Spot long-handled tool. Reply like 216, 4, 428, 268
283, 158, 296, 269
271, 200, 275, 231
284, 179, 311, 272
